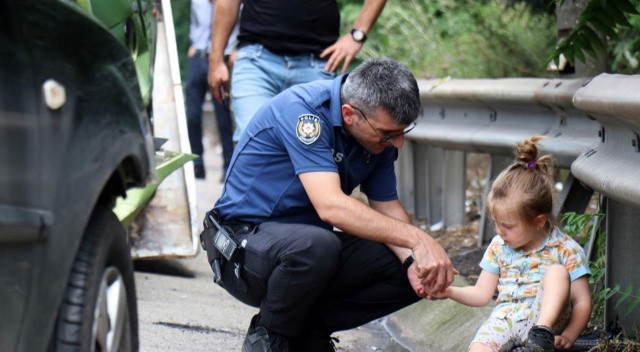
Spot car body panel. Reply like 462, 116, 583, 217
0, 0, 154, 350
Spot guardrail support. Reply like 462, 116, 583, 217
426, 146, 444, 226
397, 141, 415, 217
478, 155, 512, 246
443, 150, 466, 228
413, 145, 428, 222
553, 173, 593, 217
605, 199, 640, 330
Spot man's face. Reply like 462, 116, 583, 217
343, 104, 410, 154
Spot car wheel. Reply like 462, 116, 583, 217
55, 207, 138, 352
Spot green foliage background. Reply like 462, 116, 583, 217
171, 0, 639, 79
339, 0, 557, 78
552, 0, 640, 74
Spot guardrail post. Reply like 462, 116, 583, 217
443, 150, 466, 227
605, 199, 640, 329
426, 146, 444, 227
478, 155, 512, 246
553, 172, 593, 217
413, 145, 428, 222
397, 141, 415, 218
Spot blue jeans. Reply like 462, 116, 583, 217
186, 53, 234, 170
230, 43, 336, 142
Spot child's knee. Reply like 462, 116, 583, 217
542, 264, 569, 286
469, 342, 495, 352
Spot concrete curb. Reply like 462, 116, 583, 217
384, 277, 494, 351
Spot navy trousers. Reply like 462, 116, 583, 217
186, 53, 234, 171
218, 222, 420, 337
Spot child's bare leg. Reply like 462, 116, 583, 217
536, 264, 570, 328
469, 342, 494, 352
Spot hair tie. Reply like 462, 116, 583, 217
527, 159, 538, 169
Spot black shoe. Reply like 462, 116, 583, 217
290, 329, 338, 352
242, 315, 290, 352
194, 162, 205, 179
523, 325, 555, 352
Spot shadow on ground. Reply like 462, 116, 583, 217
134, 259, 196, 278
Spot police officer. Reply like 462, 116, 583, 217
207, 58, 457, 352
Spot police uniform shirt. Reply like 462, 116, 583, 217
214, 75, 398, 230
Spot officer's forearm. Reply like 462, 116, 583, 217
369, 199, 413, 262
210, 0, 240, 65
318, 193, 422, 249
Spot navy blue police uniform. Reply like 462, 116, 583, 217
213, 75, 419, 337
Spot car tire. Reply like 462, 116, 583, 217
54, 207, 138, 352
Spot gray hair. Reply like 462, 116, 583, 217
340, 57, 420, 125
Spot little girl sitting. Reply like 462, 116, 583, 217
429, 137, 592, 352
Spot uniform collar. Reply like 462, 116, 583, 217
330, 74, 348, 127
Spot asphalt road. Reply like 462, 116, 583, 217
133, 112, 409, 351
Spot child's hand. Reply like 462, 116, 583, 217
554, 334, 575, 350
426, 288, 449, 300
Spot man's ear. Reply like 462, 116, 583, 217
342, 104, 357, 126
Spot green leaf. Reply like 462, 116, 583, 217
626, 297, 640, 316
578, 7, 598, 26
616, 0, 640, 15
615, 293, 627, 309
575, 45, 586, 62
583, 26, 609, 53
604, 2, 632, 26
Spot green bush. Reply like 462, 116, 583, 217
340, 0, 556, 78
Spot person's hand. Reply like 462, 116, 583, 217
320, 34, 364, 73
187, 45, 196, 58
554, 333, 575, 350
407, 262, 428, 298
208, 60, 230, 104
411, 234, 457, 294
426, 288, 449, 300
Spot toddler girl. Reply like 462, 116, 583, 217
429, 137, 592, 352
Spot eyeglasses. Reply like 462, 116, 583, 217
351, 105, 416, 144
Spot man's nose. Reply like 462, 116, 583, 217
390, 135, 405, 149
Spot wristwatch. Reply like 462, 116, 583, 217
350, 28, 367, 43
402, 255, 415, 272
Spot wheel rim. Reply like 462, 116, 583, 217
91, 266, 130, 352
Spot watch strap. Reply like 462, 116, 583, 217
402, 254, 415, 271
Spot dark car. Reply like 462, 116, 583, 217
0, 0, 157, 350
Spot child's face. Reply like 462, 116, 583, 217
491, 206, 547, 251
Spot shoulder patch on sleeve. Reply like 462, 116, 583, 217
296, 114, 321, 145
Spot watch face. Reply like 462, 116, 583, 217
352, 29, 364, 42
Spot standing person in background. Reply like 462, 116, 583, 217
207, 0, 387, 142
186, 0, 239, 180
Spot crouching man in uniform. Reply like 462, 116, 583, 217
202, 58, 457, 352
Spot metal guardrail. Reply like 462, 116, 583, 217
397, 73, 640, 329
398, 77, 601, 241
571, 74, 640, 330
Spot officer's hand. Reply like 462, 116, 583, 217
208, 60, 230, 104
320, 34, 363, 74
407, 262, 428, 298
411, 234, 457, 294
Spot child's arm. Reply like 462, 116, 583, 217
429, 270, 498, 307
554, 276, 592, 350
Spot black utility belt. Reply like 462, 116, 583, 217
202, 211, 245, 262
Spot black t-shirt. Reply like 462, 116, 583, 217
238, 0, 340, 56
